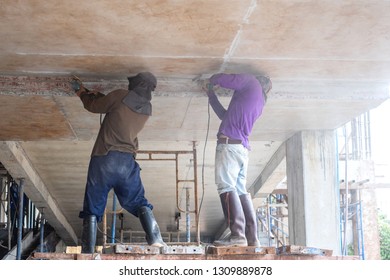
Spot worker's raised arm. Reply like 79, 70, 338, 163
202, 79, 226, 120
78, 88, 121, 114
209, 73, 250, 91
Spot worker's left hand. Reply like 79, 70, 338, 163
201, 79, 211, 92
70, 79, 82, 92
76, 85, 89, 97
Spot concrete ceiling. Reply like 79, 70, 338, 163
0, 1, 389, 246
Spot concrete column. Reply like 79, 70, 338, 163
286, 130, 341, 255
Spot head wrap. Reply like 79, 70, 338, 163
123, 72, 157, 115
127, 72, 157, 101
256, 75, 272, 95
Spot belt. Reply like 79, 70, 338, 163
217, 137, 242, 144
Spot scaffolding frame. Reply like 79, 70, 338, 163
258, 193, 289, 248
338, 111, 371, 259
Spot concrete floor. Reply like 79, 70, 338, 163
0, 1, 389, 246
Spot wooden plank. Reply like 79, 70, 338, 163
32, 252, 77, 260
208, 246, 275, 256
276, 245, 333, 256
31, 252, 358, 260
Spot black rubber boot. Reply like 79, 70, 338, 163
213, 191, 248, 247
138, 206, 166, 247
81, 215, 97, 253
240, 193, 260, 246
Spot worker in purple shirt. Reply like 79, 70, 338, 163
203, 73, 272, 247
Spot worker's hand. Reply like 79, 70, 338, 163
201, 79, 211, 92
75, 85, 89, 97
203, 81, 221, 98
201, 79, 216, 95
70, 76, 91, 97
70, 79, 82, 92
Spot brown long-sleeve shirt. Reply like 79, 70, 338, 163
80, 89, 149, 157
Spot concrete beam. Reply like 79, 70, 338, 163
0, 141, 77, 245
1, 75, 389, 100
0, 75, 204, 97
248, 142, 286, 197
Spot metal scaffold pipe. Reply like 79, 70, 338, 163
39, 208, 45, 252
16, 178, 25, 260
185, 186, 191, 242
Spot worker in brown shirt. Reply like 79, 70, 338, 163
73, 72, 166, 253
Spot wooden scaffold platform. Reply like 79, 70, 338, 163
30, 244, 358, 260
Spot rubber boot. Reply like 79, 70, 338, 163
138, 206, 166, 247
81, 215, 97, 253
240, 193, 260, 246
213, 191, 248, 247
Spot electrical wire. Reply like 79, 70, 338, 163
197, 99, 211, 242
96, 224, 125, 246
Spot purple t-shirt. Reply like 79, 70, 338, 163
208, 73, 265, 149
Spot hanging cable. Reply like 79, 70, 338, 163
197, 99, 211, 243
96, 224, 125, 246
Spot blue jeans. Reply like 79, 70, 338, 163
79, 151, 152, 222
215, 143, 249, 195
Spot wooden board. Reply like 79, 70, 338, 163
208, 246, 276, 256
276, 245, 333, 256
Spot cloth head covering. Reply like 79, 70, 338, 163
123, 72, 157, 115
256, 75, 272, 102
256, 75, 272, 94
127, 72, 157, 101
